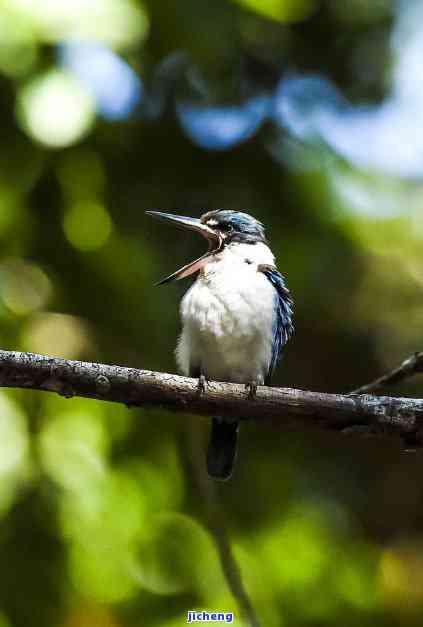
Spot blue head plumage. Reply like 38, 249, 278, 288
200, 209, 266, 244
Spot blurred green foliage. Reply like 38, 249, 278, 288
0, 0, 421, 626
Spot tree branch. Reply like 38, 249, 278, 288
350, 352, 423, 395
1, 350, 423, 443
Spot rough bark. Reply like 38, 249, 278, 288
0, 350, 422, 444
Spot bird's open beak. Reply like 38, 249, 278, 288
146, 211, 222, 285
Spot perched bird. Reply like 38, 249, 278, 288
146, 209, 293, 480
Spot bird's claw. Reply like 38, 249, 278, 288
245, 381, 258, 400
197, 374, 207, 396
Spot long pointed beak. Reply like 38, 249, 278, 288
146, 211, 222, 285
146, 211, 218, 241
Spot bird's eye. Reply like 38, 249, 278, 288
220, 223, 233, 233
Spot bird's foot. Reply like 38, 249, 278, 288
245, 381, 258, 400
197, 373, 207, 396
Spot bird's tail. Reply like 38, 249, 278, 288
207, 418, 239, 480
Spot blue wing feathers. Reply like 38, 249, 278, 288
261, 267, 294, 383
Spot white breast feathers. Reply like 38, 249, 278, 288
176, 242, 276, 384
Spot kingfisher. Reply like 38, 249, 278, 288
146, 209, 294, 480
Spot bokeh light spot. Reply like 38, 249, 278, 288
39, 409, 108, 492
0, 393, 30, 515
0, 258, 52, 315
21, 312, 92, 358
232, 0, 316, 23
0, 8, 37, 77
380, 544, 423, 609
17, 69, 95, 148
135, 512, 221, 596
336, 553, 378, 610
61, 42, 143, 120
0, 394, 28, 476
63, 201, 112, 251
65, 470, 146, 603
261, 506, 332, 591
8, 0, 149, 48
176, 95, 271, 150
69, 542, 138, 602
